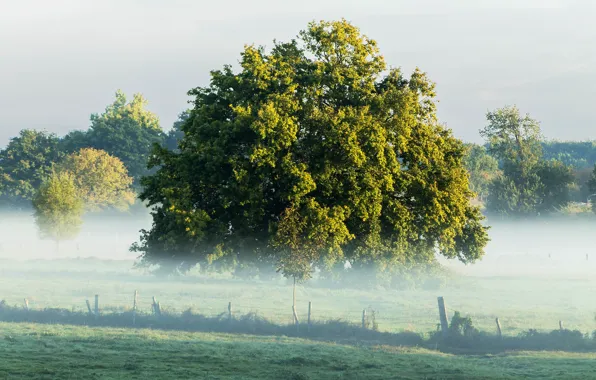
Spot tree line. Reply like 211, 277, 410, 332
0, 90, 185, 249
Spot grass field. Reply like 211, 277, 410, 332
1, 258, 596, 337
2, 322, 596, 379
1, 259, 596, 378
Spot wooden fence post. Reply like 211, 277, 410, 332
228, 302, 232, 322
132, 290, 138, 326
307, 301, 312, 332
437, 297, 449, 338
292, 305, 300, 327
86, 300, 92, 315
362, 309, 367, 329
94, 295, 99, 320
24, 298, 29, 312
152, 297, 161, 317
495, 317, 502, 338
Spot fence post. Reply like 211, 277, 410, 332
86, 300, 92, 315
495, 317, 502, 338
307, 301, 312, 332
228, 302, 232, 322
152, 297, 161, 317
24, 298, 29, 312
292, 305, 300, 327
94, 295, 99, 320
437, 296, 449, 338
132, 290, 138, 326
362, 309, 367, 329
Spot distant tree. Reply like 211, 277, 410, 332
60, 130, 89, 154
58, 148, 135, 212
542, 141, 596, 170
482, 107, 573, 215
163, 111, 190, 152
72, 90, 164, 185
463, 144, 500, 201
32, 171, 84, 252
534, 160, 575, 212
0, 129, 64, 208
588, 165, 596, 213
133, 20, 489, 284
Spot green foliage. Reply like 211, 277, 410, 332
542, 141, 596, 169
448, 311, 478, 338
589, 165, 596, 213
482, 107, 574, 216
135, 20, 488, 278
65, 90, 164, 184
32, 171, 84, 245
0, 129, 64, 208
463, 143, 500, 200
534, 160, 575, 212
57, 148, 135, 212
163, 111, 189, 152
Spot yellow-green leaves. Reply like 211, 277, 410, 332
58, 148, 135, 212
32, 170, 84, 245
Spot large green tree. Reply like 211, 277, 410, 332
133, 20, 489, 281
0, 129, 64, 208
32, 170, 84, 251
65, 90, 164, 185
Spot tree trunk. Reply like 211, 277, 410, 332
292, 277, 299, 326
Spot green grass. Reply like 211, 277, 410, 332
2, 259, 596, 378
1, 322, 596, 379
1, 258, 596, 337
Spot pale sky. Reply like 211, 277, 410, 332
1, 0, 595, 146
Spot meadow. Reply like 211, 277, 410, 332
2, 217, 596, 378
1, 256, 596, 337
2, 322, 596, 379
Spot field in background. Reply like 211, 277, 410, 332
2, 322, 596, 379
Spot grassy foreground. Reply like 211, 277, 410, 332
0, 322, 595, 380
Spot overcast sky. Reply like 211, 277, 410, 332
1, 0, 595, 146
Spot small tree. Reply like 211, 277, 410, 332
274, 200, 352, 323
32, 171, 84, 252
58, 148, 135, 212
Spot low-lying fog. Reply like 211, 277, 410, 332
1, 211, 595, 277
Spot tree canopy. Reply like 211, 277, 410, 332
133, 20, 489, 278
58, 148, 135, 212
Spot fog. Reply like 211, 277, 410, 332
2, 211, 595, 276
2, 211, 596, 341
0, 211, 151, 261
